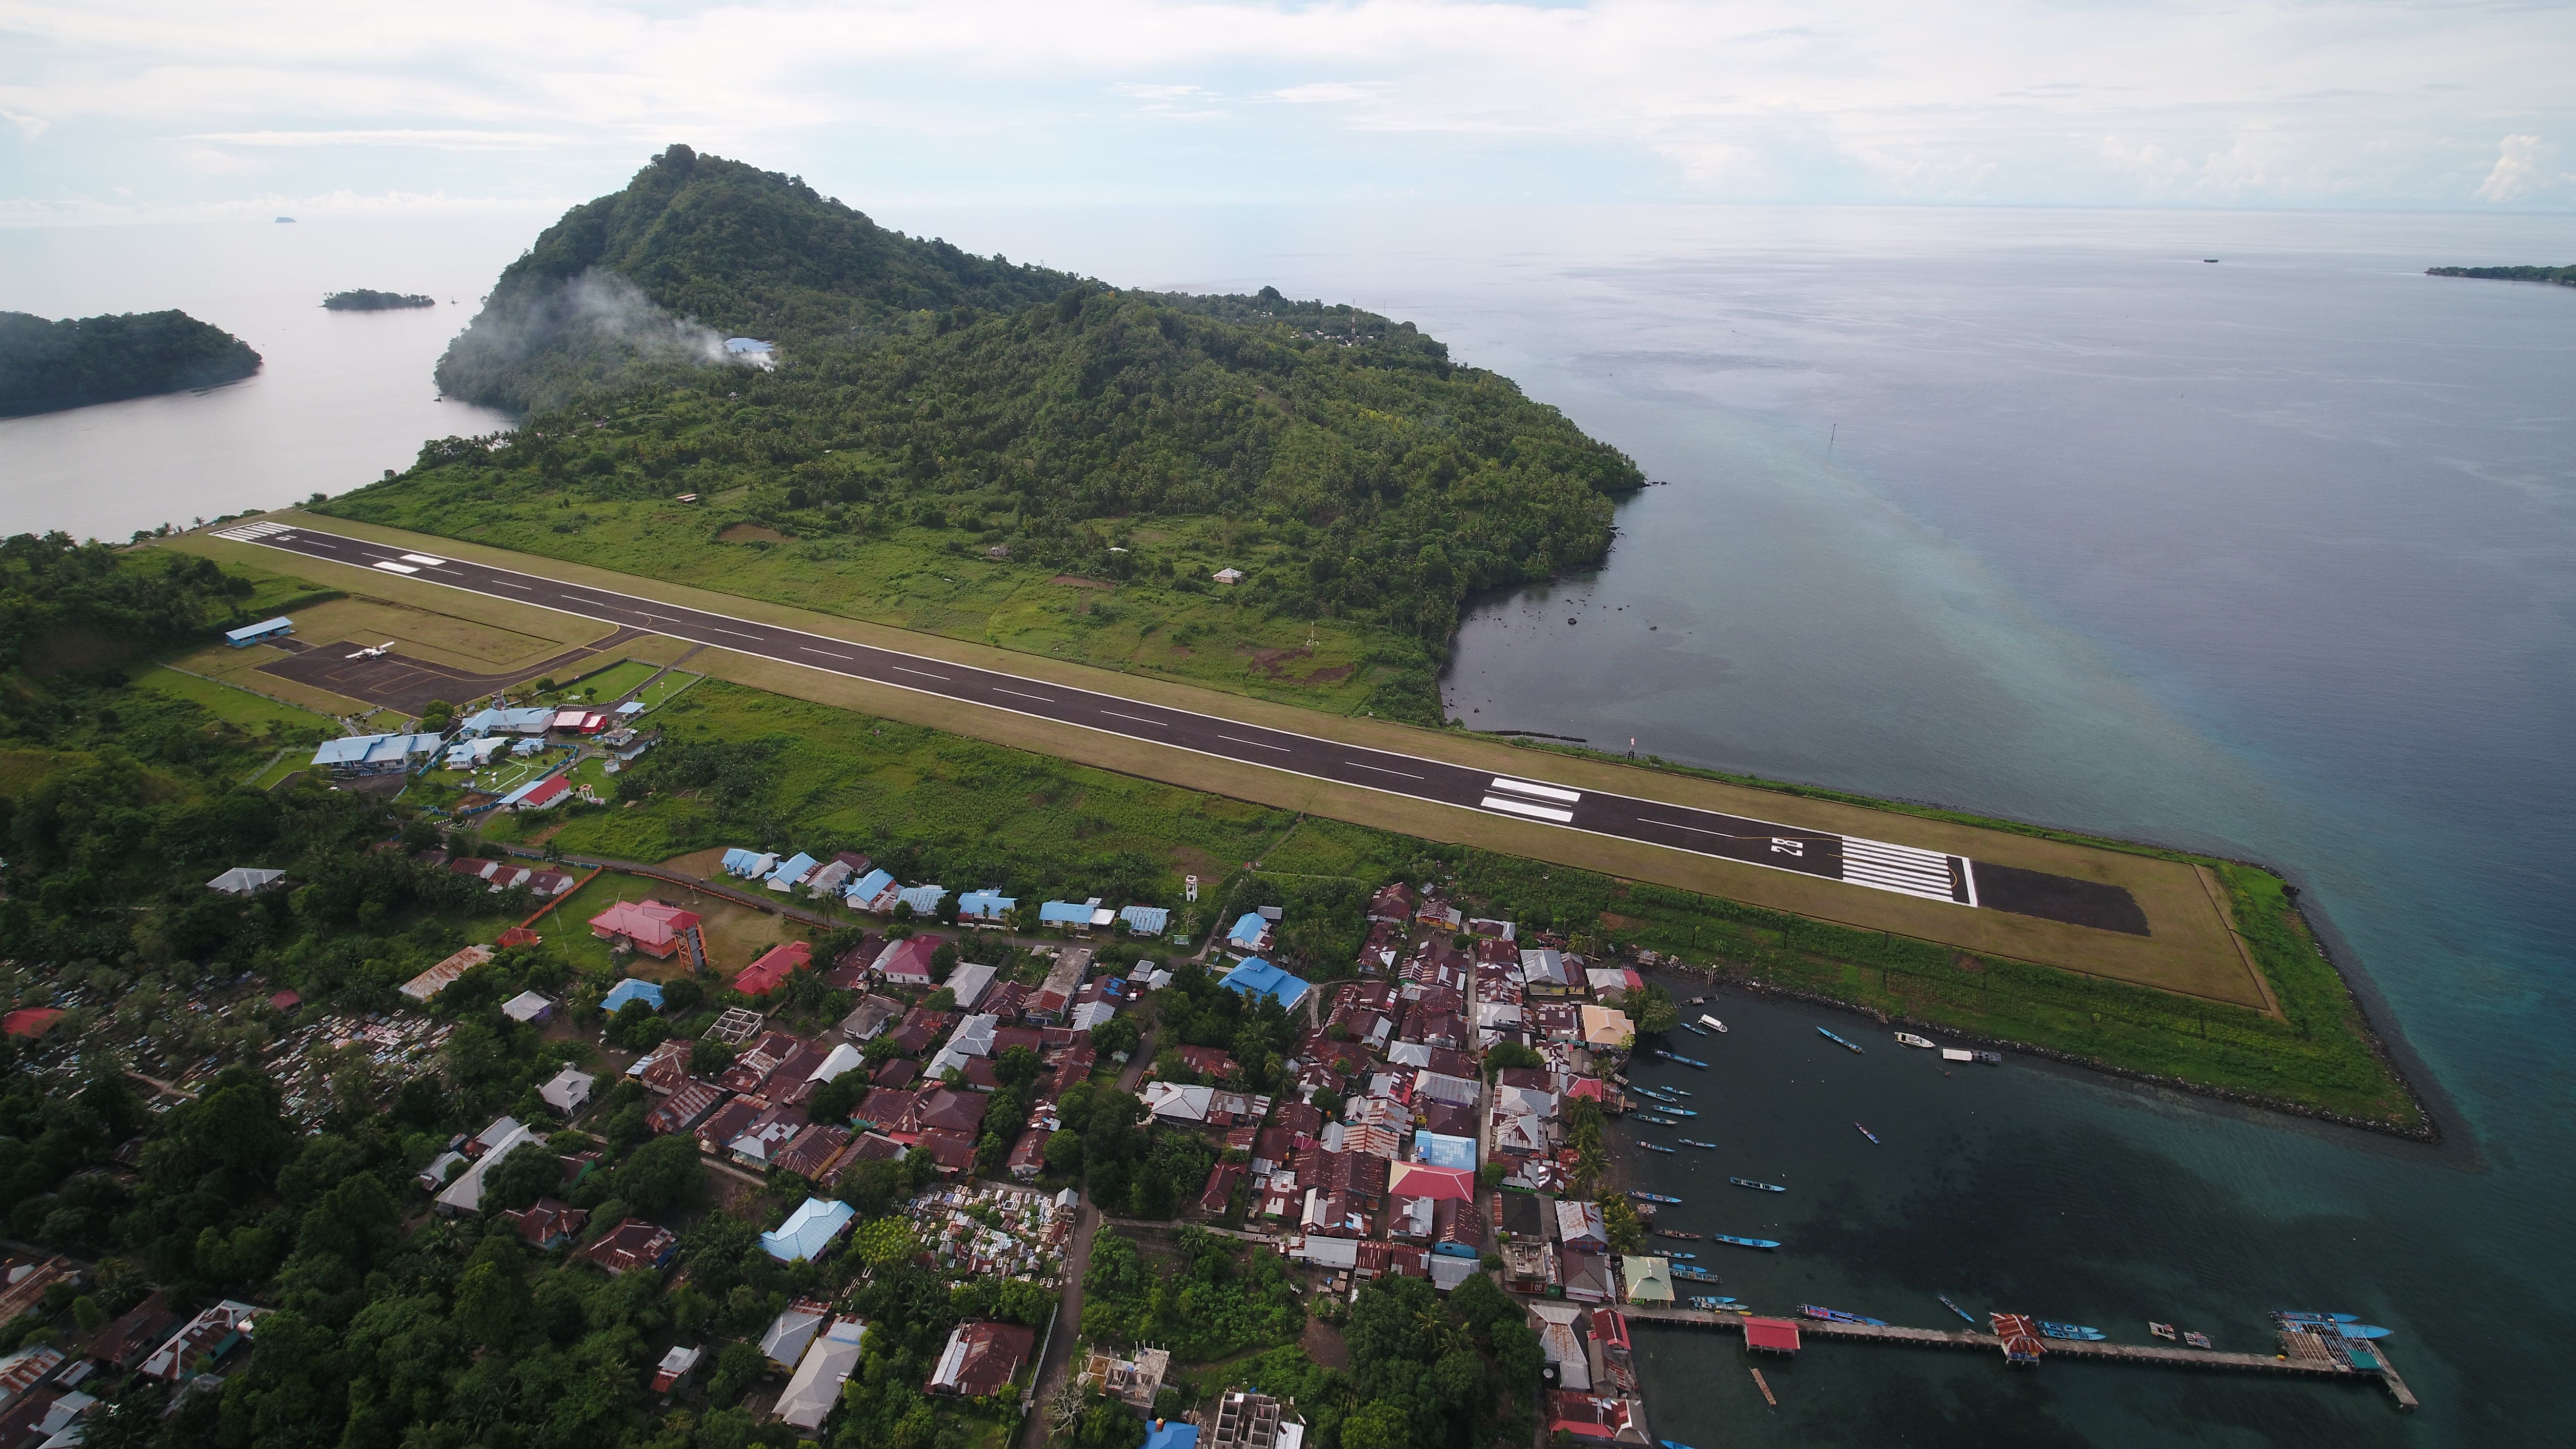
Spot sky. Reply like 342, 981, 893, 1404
1, 0, 2573, 225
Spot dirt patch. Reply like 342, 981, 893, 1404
1600, 912, 1648, 933
660, 846, 731, 879
1299, 664, 1354, 687
1247, 646, 1315, 679
1049, 575, 1115, 591
1953, 953, 1987, 973
718, 523, 792, 544
1300, 1315, 1351, 1370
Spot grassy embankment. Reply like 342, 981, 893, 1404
320, 490, 1400, 713
511, 672, 2418, 1128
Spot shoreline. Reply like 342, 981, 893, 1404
1652, 963, 2439, 1145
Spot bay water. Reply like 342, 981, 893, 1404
5, 204, 2572, 1442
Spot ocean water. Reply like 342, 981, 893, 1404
0, 217, 524, 541
5, 204, 2571, 1440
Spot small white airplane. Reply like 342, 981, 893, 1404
345, 641, 396, 660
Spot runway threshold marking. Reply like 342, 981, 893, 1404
1481, 794, 1576, 823
1490, 776, 1582, 803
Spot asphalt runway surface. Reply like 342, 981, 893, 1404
214, 519, 2149, 935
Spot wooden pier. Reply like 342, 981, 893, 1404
1618, 1306, 2417, 1411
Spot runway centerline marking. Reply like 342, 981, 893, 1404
992, 687, 1056, 704
1219, 734, 1293, 753
1101, 709, 1167, 727
891, 664, 951, 681
1344, 760, 1426, 780
491, 580, 532, 590
707, 627, 764, 641
799, 645, 854, 661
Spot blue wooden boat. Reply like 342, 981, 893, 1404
1817, 1027, 1865, 1053
1801, 1305, 1890, 1327
1659, 1107, 1698, 1118
1679, 1139, 1719, 1149
1728, 1177, 1786, 1192
1680, 1021, 1710, 1037
1665, 1252, 1698, 1260
1634, 1114, 1677, 1126
1652, 1049, 1707, 1068
1939, 1294, 1976, 1324
1686, 1296, 1740, 1311
2037, 1320, 2106, 1341
1855, 1122, 1880, 1144
1661, 1441, 1701, 1449
1672, 1265, 1725, 1283
2273, 1310, 2359, 1324
1711, 1232, 1780, 1251
1640, 1141, 1677, 1154
1635, 1086, 1677, 1102
1630, 1189, 1683, 1205
2337, 1324, 2394, 1340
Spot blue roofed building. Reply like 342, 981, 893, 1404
721, 848, 777, 879
955, 889, 1015, 923
1219, 958, 1309, 1009
895, 884, 946, 916
1038, 901, 1094, 931
845, 868, 898, 911
1144, 1424, 1199, 1449
767, 853, 819, 892
602, 979, 665, 1014
1415, 1130, 1478, 1169
1228, 911, 1273, 954
223, 616, 293, 647
1119, 905, 1170, 936
310, 732, 443, 776
761, 1197, 855, 1262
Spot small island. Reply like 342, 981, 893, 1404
2426, 264, 2576, 287
323, 289, 438, 311
0, 308, 262, 418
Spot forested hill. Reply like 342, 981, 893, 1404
2426, 264, 2576, 286
434, 145, 1085, 412
0, 309, 261, 418
339, 146, 1645, 717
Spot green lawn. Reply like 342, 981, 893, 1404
633, 669, 702, 709
550, 657, 661, 703
132, 666, 338, 736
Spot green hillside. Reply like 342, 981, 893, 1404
0, 309, 261, 418
337, 146, 1645, 717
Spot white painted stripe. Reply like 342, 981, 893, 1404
1962, 859, 1980, 908
493, 580, 531, 589
400, 553, 448, 566
1489, 776, 1581, 803
1481, 794, 1575, 823
1100, 709, 1167, 727
1345, 760, 1425, 780
991, 687, 1054, 704
1220, 734, 1292, 753
561, 595, 615, 609
371, 561, 420, 574
800, 645, 854, 660
708, 627, 764, 641
1840, 858, 1951, 887
1841, 864, 1953, 894
891, 664, 950, 680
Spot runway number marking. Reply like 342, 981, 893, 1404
1771, 838, 1805, 857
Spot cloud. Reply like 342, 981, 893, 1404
182, 128, 572, 150
0, 108, 46, 139
2475, 133, 2549, 203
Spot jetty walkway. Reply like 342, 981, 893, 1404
1618, 1305, 2417, 1411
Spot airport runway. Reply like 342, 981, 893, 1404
213, 519, 2148, 935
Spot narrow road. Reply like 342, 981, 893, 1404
1015, 1028, 1161, 1449
219, 519, 2144, 934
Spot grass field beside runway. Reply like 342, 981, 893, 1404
165, 514, 2265, 1006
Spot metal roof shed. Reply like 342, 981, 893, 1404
223, 617, 294, 646
205, 866, 283, 896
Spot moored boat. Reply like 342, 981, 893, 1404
1641, 1141, 1677, 1154
2183, 1331, 2213, 1349
1728, 1177, 1786, 1192
1940, 1047, 1974, 1062
1661, 1107, 1699, 1118
1854, 1122, 1880, 1144
1654, 1229, 1704, 1240
1711, 1232, 1780, 1250
2149, 1322, 2177, 1341
1635, 1114, 1677, 1126
1652, 1049, 1708, 1068
1665, 1252, 1697, 1260
2271, 1310, 2360, 1324
1894, 1032, 1936, 1049
1939, 1295, 1976, 1324
2037, 1320, 2106, 1341
1801, 1305, 1890, 1327
1672, 1265, 1726, 1282
1686, 1295, 1740, 1310
1699, 1013, 1728, 1033
1972, 1050, 2002, 1064
1679, 1139, 1718, 1149
1817, 1027, 1865, 1053
1629, 1189, 1683, 1205
2336, 1324, 2394, 1340
1680, 1021, 1710, 1037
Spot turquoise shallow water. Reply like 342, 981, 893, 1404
7, 204, 2570, 1440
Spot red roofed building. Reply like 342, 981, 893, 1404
874, 935, 941, 986
1198, 1161, 1246, 1217
588, 900, 703, 960
926, 1322, 1035, 1398
582, 1220, 677, 1275
914, 1127, 976, 1175
1742, 1316, 1802, 1355
734, 941, 813, 997
496, 925, 543, 948
2, 1009, 63, 1039
1172, 1046, 1236, 1080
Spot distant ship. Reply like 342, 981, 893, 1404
1817, 1028, 1864, 1053
1855, 1122, 1880, 1144
275, 216, 296, 223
